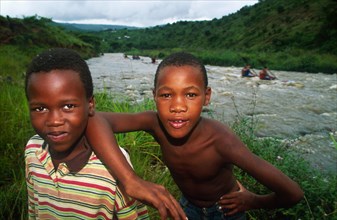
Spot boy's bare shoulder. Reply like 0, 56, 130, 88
202, 117, 232, 133
202, 117, 244, 149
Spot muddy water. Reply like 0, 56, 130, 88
87, 53, 337, 173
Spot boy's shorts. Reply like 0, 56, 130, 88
180, 196, 246, 220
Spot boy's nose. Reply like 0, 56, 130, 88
170, 98, 187, 113
46, 111, 65, 126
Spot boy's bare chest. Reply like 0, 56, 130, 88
161, 141, 224, 180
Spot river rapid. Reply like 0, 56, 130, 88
87, 53, 337, 173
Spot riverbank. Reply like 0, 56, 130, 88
133, 49, 337, 74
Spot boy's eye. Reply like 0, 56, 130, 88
64, 104, 75, 110
33, 107, 47, 112
160, 94, 171, 98
186, 93, 197, 98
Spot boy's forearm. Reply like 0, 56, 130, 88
252, 191, 303, 210
254, 177, 304, 209
250, 193, 279, 210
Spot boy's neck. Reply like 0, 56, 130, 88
50, 137, 90, 171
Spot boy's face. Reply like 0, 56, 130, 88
27, 70, 94, 155
153, 65, 211, 139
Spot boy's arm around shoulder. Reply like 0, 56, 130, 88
216, 124, 303, 211
97, 110, 157, 133
86, 111, 187, 220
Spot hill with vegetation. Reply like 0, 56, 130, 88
0, 0, 337, 80
99, 0, 337, 73
0, 15, 103, 82
0, 15, 99, 57
111, 0, 336, 53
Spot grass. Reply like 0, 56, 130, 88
0, 83, 32, 219
1, 81, 336, 219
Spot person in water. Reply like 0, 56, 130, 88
87, 52, 304, 219
259, 67, 276, 80
241, 64, 256, 77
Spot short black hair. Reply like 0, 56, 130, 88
25, 48, 93, 99
154, 52, 208, 88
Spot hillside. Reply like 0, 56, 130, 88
97, 0, 336, 73
0, 15, 104, 82
101, 0, 336, 54
1, 0, 336, 73
0, 16, 99, 58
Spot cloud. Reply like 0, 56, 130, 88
0, 0, 258, 27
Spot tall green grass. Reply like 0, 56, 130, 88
0, 45, 35, 83
0, 83, 32, 219
1, 84, 336, 219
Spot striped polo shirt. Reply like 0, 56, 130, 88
25, 134, 149, 219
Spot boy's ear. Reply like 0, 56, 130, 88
204, 87, 212, 106
88, 96, 95, 116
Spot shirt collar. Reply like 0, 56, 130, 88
42, 139, 92, 173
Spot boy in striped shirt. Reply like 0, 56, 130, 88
24, 48, 148, 219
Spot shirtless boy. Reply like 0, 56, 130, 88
87, 52, 303, 219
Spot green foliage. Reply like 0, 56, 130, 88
0, 15, 99, 58
234, 120, 337, 219
0, 45, 31, 83
231, 119, 335, 219
0, 83, 33, 219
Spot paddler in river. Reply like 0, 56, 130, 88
241, 64, 257, 77
259, 67, 276, 80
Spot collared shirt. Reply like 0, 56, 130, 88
25, 134, 148, 219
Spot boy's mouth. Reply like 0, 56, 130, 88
47, 131, 68, 142
169, 119, 187, 129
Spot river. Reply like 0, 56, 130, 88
87, 53, 337, 173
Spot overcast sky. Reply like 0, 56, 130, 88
1, 0, 258, 27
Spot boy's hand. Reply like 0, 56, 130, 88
124, 177, 187, 220
217, 181, 255, 216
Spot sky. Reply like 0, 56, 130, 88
1, 0, 258, 27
